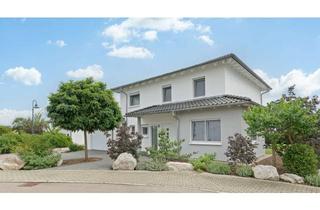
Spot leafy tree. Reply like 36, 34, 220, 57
0, 125, 12, 135
107, 122, 142, 160
12, 113, 48, 134
47, 78, 122, 160
243, 96, 319, 166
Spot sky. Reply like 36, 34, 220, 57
1, 18, 320, 125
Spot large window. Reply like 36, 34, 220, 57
193, 77, 205, 97
129, 93, 140, 106
162, 85, 172, 102
192, 120, 221, 142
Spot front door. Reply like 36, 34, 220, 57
151, 126, 158, 149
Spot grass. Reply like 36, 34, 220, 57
265, 148, 272, 155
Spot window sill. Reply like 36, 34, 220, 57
189, 141, 222, 146
129, 105, 140, 108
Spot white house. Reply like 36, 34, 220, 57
108, 53, 271, 160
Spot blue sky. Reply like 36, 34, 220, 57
1, 18, 320, 125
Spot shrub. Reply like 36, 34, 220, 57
20, 153, 61, 170
0, 125, 12, 135
225, 133, 256, 165
283, 144, 318, 177
206, 161, 231, 175
40, 132, 72, 148
146, 129, 192, 162
136, 159, 169, 171
107, 122, 142, 160
0, 133, 24, 154
69, 143, 85, 152
235, 164, 254, 177
305, 175, 320, 187
190, 153, 216, 171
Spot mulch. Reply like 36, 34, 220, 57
255, 154, 284, 174
62, 157, 103, 166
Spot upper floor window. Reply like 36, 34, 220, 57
129, 93, 140, 106
194, 77, 205, 97
162, 85, 172, 102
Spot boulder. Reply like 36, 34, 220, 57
166, 161, 193, 171
280, 173, 304, 184
253, 165, 279, 181
56, 157, 63, 167
0, 154, 25, 170
52, 147, 70, 154
112, 152, 137, 170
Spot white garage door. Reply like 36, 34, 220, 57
90, 131, 107, 150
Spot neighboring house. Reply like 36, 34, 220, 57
109, 53, 271, 160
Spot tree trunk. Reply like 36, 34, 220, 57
84, 130, 88, 161
271, 141, 277, 168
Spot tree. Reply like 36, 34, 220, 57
47, 78, 122, 160
243, 97, 319, 166
107, 122, 142, 160
12, 113, 48, 134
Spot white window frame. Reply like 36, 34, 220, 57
129, 91, 140, 107
189, 119, 222, 145
142, 125, 149, 137
162, 84, 172, 103
193, 76, 206, 98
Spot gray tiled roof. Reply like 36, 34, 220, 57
126, 95, 255, 117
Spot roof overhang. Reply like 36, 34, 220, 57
111, 53, 272, 93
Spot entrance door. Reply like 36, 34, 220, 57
151, 126, 158, 149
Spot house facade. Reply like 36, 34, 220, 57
111, 53, 271, 160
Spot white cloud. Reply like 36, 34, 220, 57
0, 109, 30, 126
196, 24, 211, 33
47, 39, 67, 48
198, 35, 214, 46
255, 68, 320, 103
102, 18, 195, 43
143, 30, 158, 41
5, 67, 42, 86
107, 46, 154, 59
66, 65, 104, 80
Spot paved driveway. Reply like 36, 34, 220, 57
49, 150, 113, 170
0, 170, 319, 192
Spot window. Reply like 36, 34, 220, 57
129, 93, 140, 106
162, 85, 172, 102
192, 120, 221, 142
130, 125, 135, 134
142, 126, 148, 136
194, 77, 205, 97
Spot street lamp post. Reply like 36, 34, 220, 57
31, 99, 40, 135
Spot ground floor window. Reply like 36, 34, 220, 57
191, 120, 221, 142
142, 126, 148, 136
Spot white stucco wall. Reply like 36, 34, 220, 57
225, 67, 262, 104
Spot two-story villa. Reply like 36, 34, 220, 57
110, 53, 271, 160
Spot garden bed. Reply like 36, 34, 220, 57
62, 157, 102, 166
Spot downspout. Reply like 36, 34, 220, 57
260, 90, 270, 105
120, 89, 128, 122
171, 111, 180, 140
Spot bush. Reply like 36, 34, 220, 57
235, 164, 254, 177
69, 143, 84, 152
0, 133, 24, 154
107, 122, 142, 160
147, 129, 192, 162
283, 144, 318, 177
225, 133, 256, 165
15, 135, 61, 169
305, 175, 320, 187
136, 159, 169, 171
0, 125, 12, 135
20, 153, 61, 170
190, 153, 216, 171
206, 161, 231, 175
40, 132, 72, 148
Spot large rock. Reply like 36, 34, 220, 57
253, 165, 279, 181
112, 152, 137, 170
0, 154, 25, 170
166, 161, 193, 171
280, 173, 304, 184
52, 147, 70, 154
